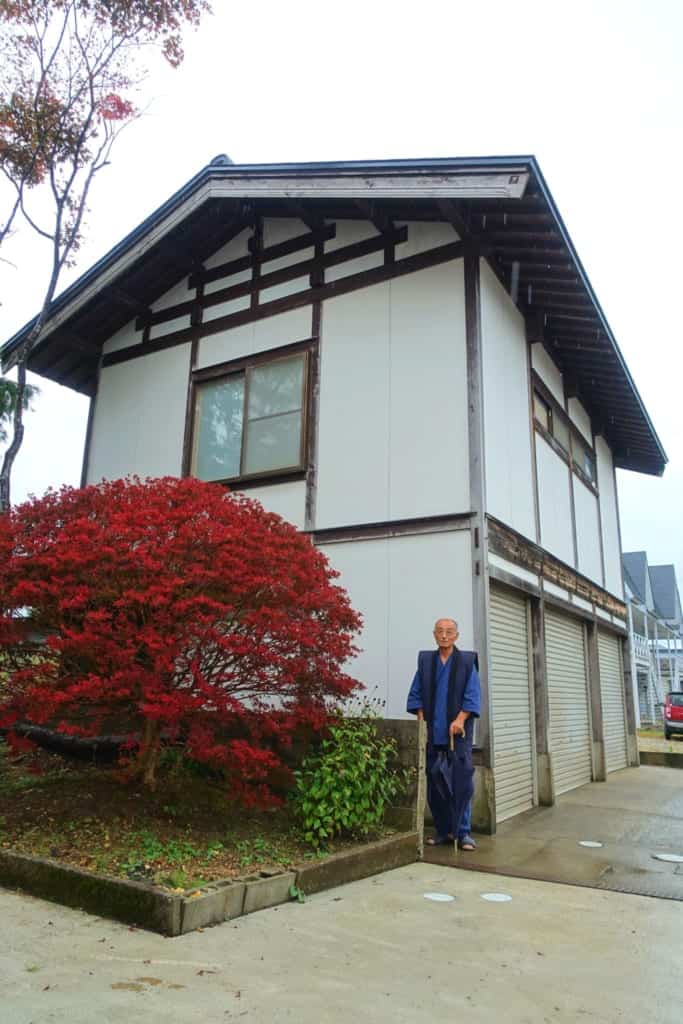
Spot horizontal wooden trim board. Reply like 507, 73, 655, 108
311, 512, 474, 544
140, 226, 410, 330
103, 239, 465, 369
487, 515, 626, 618
188, 224, 337, 288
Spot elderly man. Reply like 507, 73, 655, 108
406, 618, 480, 851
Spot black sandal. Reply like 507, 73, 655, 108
426, 834, 454, 846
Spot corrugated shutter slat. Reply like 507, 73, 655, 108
490, 587, 535, 823
546, 608, 592, 795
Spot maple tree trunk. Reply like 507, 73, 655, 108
138, 719, 161, 790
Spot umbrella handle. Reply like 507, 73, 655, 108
449, 733, 454, 752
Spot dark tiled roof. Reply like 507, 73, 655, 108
649, 565, 681, 623
623, 551, 648, 604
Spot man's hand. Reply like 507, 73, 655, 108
416, 709, 424, 722
449, 713, 468, 738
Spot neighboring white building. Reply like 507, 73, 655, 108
2, 155, 668, 832
623, 552, 682, 725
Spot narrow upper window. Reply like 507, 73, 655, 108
192, 351, 307, 483
572, 433, 597, 484
533, 392, 551, 432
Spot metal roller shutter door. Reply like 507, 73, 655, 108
490, 586, 535, 822
545, 609, 592, 795
598, 630, 628, 772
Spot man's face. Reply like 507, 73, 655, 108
433, 620, 459, 648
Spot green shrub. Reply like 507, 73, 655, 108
292, 713, 408, 848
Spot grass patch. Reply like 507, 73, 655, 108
0, 742, 394, 892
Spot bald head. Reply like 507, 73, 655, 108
433, 618, 459, 653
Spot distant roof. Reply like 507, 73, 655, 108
649, 565, 682, 623
1, 153, 667, 475
623, 551, 648, 605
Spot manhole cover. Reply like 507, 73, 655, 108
480, 893, 512, 902
652, 853, 683, 864
578, 841, 603, 848
423, 892, 455, 902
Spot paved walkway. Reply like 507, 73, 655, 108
426, 765, 683, 899
2, 861, 681, 1023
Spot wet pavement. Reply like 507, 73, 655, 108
426, 766, 683, 900
2, 861, 682, 1023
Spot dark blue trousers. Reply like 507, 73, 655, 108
426, 744, 475, 840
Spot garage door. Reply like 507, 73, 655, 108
598, 630, 628, 772
490, 586, 535, 822
545, 608, 592, 795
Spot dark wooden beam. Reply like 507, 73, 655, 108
103, 238, 464, 369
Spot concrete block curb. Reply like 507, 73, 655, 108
639, 750, 683, 769
294, 832, 420, 896
243, 871, 297, 914
0, 832, 420, 935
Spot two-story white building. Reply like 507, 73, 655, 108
2, 155, 667, 832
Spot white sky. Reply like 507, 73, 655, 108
1, 0, 681, 586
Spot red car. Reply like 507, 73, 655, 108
664, 692, 683, 740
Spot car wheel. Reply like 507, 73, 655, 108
665, 729, 672, 740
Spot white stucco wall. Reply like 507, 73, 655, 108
319, 529, 473, 717
238, 481, 306, 531
531, 343, 564, 405
596, 436, 624, 598
148, 278, 192, 340
480, 261, 536, 541
535, 434, 575, 566
197, 307, 313, 369
324, 220, 384, 282
102, 318, 140, 356
568, 397, 593, 445
573, 476, 603, 584
88, 343, 191, 482
316, 257, 469, 528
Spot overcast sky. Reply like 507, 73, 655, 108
1, 0, 681, 588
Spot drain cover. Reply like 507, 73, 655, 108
652, 853, 683, 863
480, 892, 512, 902
578, 841, 603, 848
423, 892, 455, 902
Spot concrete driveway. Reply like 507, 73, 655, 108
2, 860, 681, 1024
427, 765, 683, 899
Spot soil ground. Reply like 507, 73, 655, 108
0, 744, 377, 892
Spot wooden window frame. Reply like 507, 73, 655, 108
185, 337, 315, 487
531, 370, 599, 497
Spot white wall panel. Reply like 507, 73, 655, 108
197, 308, 312, 370
317, 260, 468, 529
236, 480, 306, 531
394, 221, 458, 259
203, 295, 251, 323
596, 436, 624, 598
568, 398, 592, 444
148, 278, 191, 339
480, 261, 536, 540
531, 343, 564, 405
388, 262, 469, 519
203, 228, 251, 270
317, 283, 391, 527
88, 343, 190, 482
102, 318, 140, 355
261, 218, 313, 302
573, 476, 603, 584
320, 530, 473, 718
536, 435, 574, 565
325, 220, 384, 282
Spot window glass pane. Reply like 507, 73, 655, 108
247, 355, 304, 420
533, 393, 549, 431
553, 415, 570, 452
583, 451, 596, 483
193, 376, 244, 481
243, 411, 302, 474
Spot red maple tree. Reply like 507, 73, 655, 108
0, 476, 362, 804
